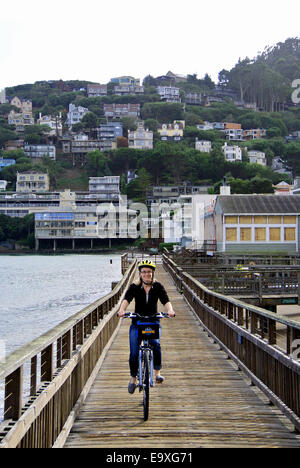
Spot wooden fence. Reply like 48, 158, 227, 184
163, 253, 300, 432
0, 259, 136, 448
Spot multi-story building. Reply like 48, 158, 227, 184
16, 171, 50, 193
65, 103, 89, 129
24, 144, 56, 160
37, 113, 63, 136
111, 76, 140, 87
222, 142, 242, 162
222, 123, 243, 141
146, 184, 211, 206
9, 97, 33, 113
8, 98, 35, 132
62, 134, 116, 166
87, 84, 107, 97
185, 93, 202, 105
96, 122, 123, 141
89, 176, 120, 202
34, 189, 138, 250
103, 103, 140, 119
112, 77, 144, 95
195, 139, 212, 153
157, 121, 185, 142
247, 150, 266, 166
128, 122, 153, 149
8, 110, 35, 130
243, 129, 266, 140
156, 86, 181, 103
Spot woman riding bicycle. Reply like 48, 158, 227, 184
118, 259, 175, 394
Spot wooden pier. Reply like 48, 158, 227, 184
0, 252, 300, 448
64, 266, 300, 448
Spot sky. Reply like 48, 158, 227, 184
0, 0, 300, 90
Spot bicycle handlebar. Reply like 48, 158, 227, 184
123, 312, 174, 319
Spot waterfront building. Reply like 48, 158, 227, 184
206, 194, 300, 254
34, 189, 138, 250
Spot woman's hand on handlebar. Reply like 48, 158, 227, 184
117, 309, 127, 317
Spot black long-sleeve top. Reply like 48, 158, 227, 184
124, 281, 170, 322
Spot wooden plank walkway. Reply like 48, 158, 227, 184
64, 266, 300, 448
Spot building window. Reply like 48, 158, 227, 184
284, 228, 296, 241
240, 228, 251, 241
269, 216, 282, 224
254, 216, 267, 224
225, 216, 238, 224
283, 216, 296, 224
239, 216, 252, 224
255, 228, 266, 242
269, 228, 281, 242
226, 228, 237, 241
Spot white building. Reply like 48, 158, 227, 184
247, 150, 266, 166
24, 144, 56, 161
0, 180, 8, 191
37, 113, 63, 136
222, 142, 242, 162
195, 139, 212, 153
156, 86, 181, 103
66, 103, 89, 129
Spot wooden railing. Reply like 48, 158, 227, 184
163, 253, 300, 432
0, 259, 137, 448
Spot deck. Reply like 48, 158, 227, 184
64, 266, 300, 448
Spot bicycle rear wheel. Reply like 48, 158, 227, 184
143, 351, 150, 421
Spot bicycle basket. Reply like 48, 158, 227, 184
137, 321, 160, 340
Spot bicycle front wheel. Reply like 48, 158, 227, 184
143, 351, 150, 421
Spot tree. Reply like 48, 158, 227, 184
86, 150, 109, 177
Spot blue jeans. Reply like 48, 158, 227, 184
129, 322, 162, 377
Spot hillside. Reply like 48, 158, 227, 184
1, 36, 300, 198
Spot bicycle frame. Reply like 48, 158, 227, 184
123, 312, 172, 421
138, 340, 155, 389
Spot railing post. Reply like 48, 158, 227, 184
4, 367, 23, 420
268, 319, 277, 346
41, 344, 54, 382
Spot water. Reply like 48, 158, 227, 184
0, 254, 122, 356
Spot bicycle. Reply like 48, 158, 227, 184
123, 312, 172, 421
